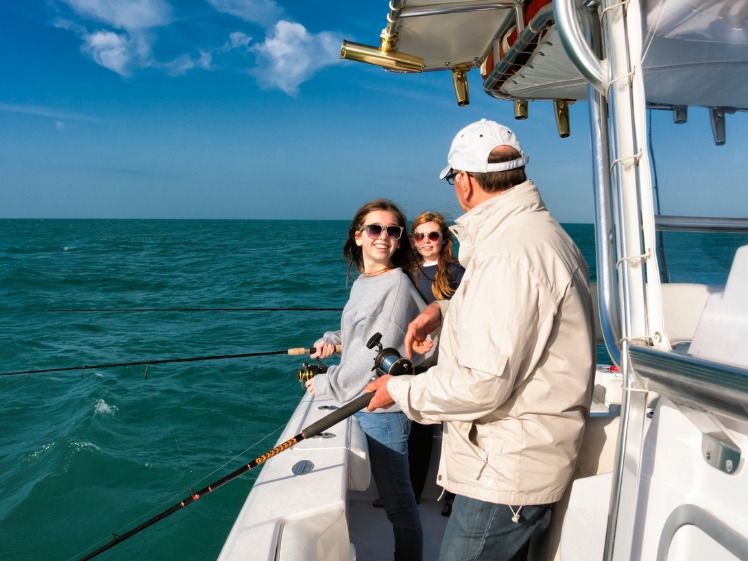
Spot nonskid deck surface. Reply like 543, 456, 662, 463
348, 492, 450, 561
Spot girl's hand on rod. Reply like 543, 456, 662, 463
311, 340, 336, 359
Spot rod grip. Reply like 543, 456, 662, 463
287, 345, 343, 355
301, 392, 374, 438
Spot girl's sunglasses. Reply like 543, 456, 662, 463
360, 224, 405, 240
413, 231, 441, 243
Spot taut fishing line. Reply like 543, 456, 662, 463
67, 421, 289, 561
71, 332, 410, 561
195, 423, 287, 486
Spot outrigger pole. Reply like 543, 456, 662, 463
0, 345, 342, 377
76, 391, 375, 561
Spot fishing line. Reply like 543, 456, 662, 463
46, 307, 343, 313
69, 422, 290, 561
1, 345, 342, 378
73, 391, 376, 561
195, 423, 287, 486
72, 332, 409, 561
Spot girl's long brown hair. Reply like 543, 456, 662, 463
343, 199, 417, 281
411, 211, 459, 299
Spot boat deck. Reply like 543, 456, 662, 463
348, 423, 450, 560
349, 492, 450, 561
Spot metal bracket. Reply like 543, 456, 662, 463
702, 432, 741, 475
682, 408, 742, 475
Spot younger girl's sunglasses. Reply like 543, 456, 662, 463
413, 231, 441, 243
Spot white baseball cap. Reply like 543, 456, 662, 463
439, 119, 530, 179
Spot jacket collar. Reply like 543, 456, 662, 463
451, 180, 545, 268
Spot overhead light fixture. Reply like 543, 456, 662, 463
451, 67, 470, 107
673, 106, 688, 124
554, 100, 571, 138
710, 107, 726, 145
340, 40, 424, 73
514, 100, 528, 120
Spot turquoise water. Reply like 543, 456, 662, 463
0, 219, 744, 561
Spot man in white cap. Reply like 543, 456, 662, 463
366, 119, 595, 561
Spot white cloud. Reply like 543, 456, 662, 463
0, 102, 94, 121
161, 51, 213, 76
196, 50, 213, 70
0, 102, 97, 130
61, 0, 171, 30
59, 0, 171, 75
82, 30, 135, 75
205, 0, 282, 27
52, 2, 342, 96
228, 31, 252, 50
213, 31, 252, 56
251, 20, 341, 95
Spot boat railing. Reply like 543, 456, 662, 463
658, 504, 748, 561
629, 345, 748, 422
553, 0, 606, 94
654, 216, 748, 234
552, 1, 748, 560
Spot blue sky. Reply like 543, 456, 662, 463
1, 0, 747, 223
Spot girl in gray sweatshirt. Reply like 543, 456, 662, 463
305, 198, 426, 561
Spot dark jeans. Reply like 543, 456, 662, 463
356, 411, 423, 561
407, 421, 433, 502
439, 495, 552, 561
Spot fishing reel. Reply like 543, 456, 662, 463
367, 332, 414, 377
297, 359, 328, 384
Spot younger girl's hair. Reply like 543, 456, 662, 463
343, 198, 417, 278
411, 211, 459, 299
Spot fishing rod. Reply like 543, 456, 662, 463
75, 332, 413, 561
0, 345, 342, 378
76, 391, 374, 561
46, 307, 343, 313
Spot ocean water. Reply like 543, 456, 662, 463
0, 219, 744, 561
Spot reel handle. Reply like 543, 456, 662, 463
366, 332, 414, 377
366, 333, 382, 350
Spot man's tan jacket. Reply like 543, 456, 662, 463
389, 180, 596, 505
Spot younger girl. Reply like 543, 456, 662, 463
411, 211, 464, 303
409, 211, 465, 516
305, 198, 425, 561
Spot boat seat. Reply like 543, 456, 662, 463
537, 366, 663, 561
689, 245, 748, 369
534, 366, 623, 561
589, 282, 717, 347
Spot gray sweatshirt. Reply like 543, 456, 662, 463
313, 268, 426, 409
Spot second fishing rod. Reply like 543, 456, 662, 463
75, 332, 414, 561
1, 344, 344, 378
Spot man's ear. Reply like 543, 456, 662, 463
460, 173, 474, 202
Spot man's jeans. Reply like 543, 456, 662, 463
439, 495, 552, 561
356, 411, 423, 561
